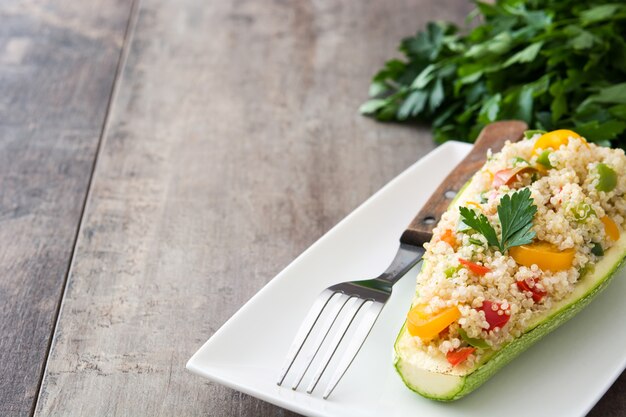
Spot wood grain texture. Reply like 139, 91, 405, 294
32, 0, 624, 416
401, 120, 527, 246
34, 0, 473, 415
0, 1, 134, 415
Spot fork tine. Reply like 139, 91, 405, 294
305, 297, 368, 394
291, 293, 350, 390
276, 289, 336, 386
322, 301, 384, 399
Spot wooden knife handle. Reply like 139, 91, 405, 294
400, 120, 528, 247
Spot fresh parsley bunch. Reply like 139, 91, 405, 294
361, 0, 626, 149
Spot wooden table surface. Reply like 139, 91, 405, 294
1, 0, 623, 416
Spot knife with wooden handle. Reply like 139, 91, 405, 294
401, 120, 528, 247
375, 120, 528, 286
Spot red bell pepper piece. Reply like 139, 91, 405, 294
446, 347, 476, 366
480, 300, 510, 330
459, 258, 491, 276
516, 279, 547, 302
493, 167, 535, 188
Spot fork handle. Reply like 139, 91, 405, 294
400, 120, 528, 247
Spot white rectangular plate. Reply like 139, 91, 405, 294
187, 141, 626, 417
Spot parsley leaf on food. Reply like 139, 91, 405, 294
459, 188, 537, 253
458, 206, 500, 248
498, 188, 538, 251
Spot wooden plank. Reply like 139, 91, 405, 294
0, 1, 135, 416
34, 0, 624, 416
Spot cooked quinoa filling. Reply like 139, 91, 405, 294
408, 132, 625, 370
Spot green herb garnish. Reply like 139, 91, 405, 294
445, 266, 460, 278
595, 162, 618, 192
523, 130, 547, 140
512, 157, 530, 167
459, 188, 537, 253
536, 150, 553, 168
458, 328, 490, 349
591, 242, 604, 256
571, 202, 596, 222
361, 1, 626, 149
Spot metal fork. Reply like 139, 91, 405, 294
276, 121, 528, 399
276, 243, 423, 398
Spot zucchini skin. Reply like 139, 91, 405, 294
394, 250, 626, 401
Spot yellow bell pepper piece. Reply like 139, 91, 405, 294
601, 216, 620, 241
407, 305, 461, 341
509, 241, 575, 272
440, 229, 457, 249
466, 201, 482, 210
532, 129, 586, 155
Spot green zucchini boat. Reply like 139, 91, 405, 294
394, 129, 626, 400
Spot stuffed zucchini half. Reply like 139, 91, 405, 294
394, 129, 626, 401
